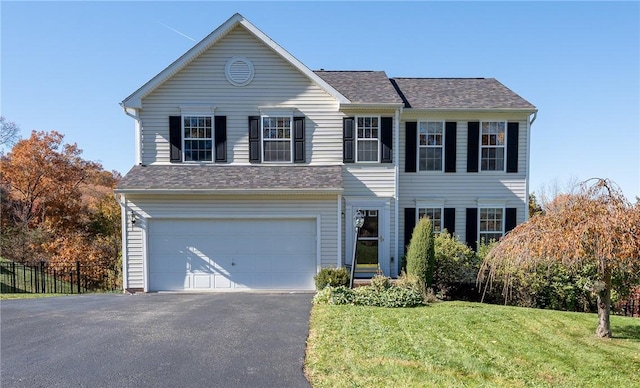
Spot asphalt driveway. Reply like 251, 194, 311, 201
1, 293, 313, 388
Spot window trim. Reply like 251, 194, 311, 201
478, 206, 505, 244
260, 114, 294, 163
416, 206, 444, 234
355, 115, 381, 163
417, 120, 445, 172
479, 121, 507, 172
181, 114, 214, 163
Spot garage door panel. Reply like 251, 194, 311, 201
149, 218, 316, 291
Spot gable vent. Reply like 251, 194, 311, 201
225, 57, 254, 87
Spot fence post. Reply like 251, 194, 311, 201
34, 263, 39, 293
11, 261, 16, 292
41, 261, 46, 293
76, 261, 81, 294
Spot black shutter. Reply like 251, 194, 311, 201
405, 121, 417, 172
444, 122, 457, 173
404, 208, 416, 254
505, 207, 517, 233
214, 116, 227, 163
466, 208, 478, 251
443, 208, 455, 234
506, 122, 519, 173
467, 121, 479, 172
249, 116, 261, 163
381, 117, 393, 163
294, 117, 305, 163
343, 118, 355, 163
169, 116, 182, 163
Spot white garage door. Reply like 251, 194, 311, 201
148, 218, 317, 291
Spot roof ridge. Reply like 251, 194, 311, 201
391, 77, 487, 80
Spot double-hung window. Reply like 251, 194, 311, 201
419, 121, 444, 171
356, 116, 379, 162
418, 207, 443, 233
479, 207, 504, 243
262, 116, 292, 162
480, 121, 506, 171
183, 116, 213, 162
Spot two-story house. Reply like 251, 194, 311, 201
115, 13, 536, 292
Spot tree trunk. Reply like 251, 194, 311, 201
595, 269, 612, 338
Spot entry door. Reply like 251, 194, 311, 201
355, 208, 382, 278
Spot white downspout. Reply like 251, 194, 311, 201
122, 105, 142, 165
524, 111, 537, 221
115, 193, 128, 292
337, 194, 342, 268
394, 107, 402, 277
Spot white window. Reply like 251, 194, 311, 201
183, 116, 213, 162
356, 116, 379, 162
262, 116, 292, 162
481, 121, 506, 171
419, 121, 444, 171
418, 207, 443, 233
479, 208, 504, 243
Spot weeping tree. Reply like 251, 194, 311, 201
478, 178, 640, 338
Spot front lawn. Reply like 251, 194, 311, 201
305, 301, 640, 387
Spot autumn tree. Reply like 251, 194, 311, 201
478, 178, 640, 338
1, 130, 121, 289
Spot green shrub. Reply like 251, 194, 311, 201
312, 286, 354, 305
314, 267, 350, 290
353, 286, 423, 308
370, 274, 391, 291
313, 281, 423, 308
432, 230, 480, 299
406, 217, 435, 287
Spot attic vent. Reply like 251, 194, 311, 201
225, 57, 254, 87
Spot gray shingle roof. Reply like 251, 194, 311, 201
116, 165, 343, 193
390, 78, 536, 110
314, 71, 403, 105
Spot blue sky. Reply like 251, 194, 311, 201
2, 1, 639, 200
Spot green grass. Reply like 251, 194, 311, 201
0, 293, 72, 300
305, 301, 640, 387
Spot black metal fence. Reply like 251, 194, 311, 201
0, 260, 120, 294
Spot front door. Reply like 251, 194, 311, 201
355, 209, 382, 278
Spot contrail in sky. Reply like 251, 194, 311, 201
157, 22, 197, 42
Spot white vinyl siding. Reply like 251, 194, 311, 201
138, 26, 342, 166
122, 195, 339, 291
397, 114, 529, 260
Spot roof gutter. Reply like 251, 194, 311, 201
113, 188, 344, 196
340, 103, 404, 111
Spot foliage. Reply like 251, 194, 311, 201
479, 178, 640, 338
312, 286, 354, 305
528, 192, 544, 216
305, 301, 640, 387
369, 273, 391, 291
314, 267, 350, 290
432, 230, 479, 299
0, 130, 121, 290
353, 286, 423, 308
406, 217, 435, 287
313, 278, 423, 308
